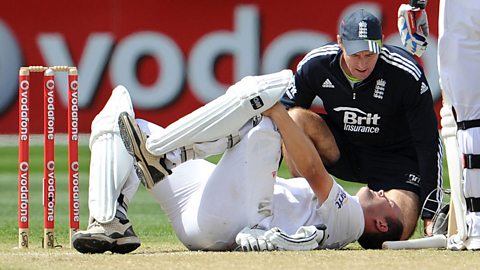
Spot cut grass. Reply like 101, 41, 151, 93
0, 144, 461, 270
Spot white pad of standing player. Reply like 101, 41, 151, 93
440, 99, 468, 241
88, 85, 136, 223
146, 69, 293, 155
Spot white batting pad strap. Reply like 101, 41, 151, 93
165, 136, 239, 166
88, 133, 134, 223
464, 169, 480, 198
458, 128, 480, 197
89, 85, 135, 149
146, 69, 293, 155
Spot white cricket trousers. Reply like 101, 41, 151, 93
140, 117, 282, 250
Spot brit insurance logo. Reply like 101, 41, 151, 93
334, 107, 381, 134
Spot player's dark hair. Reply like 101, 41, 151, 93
357, 216, 404, 249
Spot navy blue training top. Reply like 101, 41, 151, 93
282, 43, 443, 219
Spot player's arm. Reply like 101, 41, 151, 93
263, 103, 333, 202
403, 76, 443, 234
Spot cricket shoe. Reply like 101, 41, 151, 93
447, 234, 466, 251
465, 212, 480, 251
118, 112, 171, 189
465, 237, 480, 251
72, 215, 141, 254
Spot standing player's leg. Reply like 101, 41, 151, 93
72, 86, 142, 254
440, 96, 466, 245
438, 0, 480, 250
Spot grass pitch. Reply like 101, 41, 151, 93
1, 143, 478, 270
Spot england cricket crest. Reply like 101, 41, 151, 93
373, 79, 386, 99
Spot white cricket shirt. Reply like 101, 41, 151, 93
259, 176, 365, 249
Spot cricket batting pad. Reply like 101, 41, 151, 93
440, 96, 467, 241
146, 69, 293, 155
89, 85, 135, 149
88, 86, 136, 223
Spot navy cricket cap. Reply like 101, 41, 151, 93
340, 9, 382, 55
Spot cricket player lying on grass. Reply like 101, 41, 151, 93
72, 70, 403, 254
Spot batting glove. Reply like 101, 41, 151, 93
397, 4, 429, 57
235, 224, 327, 251
264, 224, 327, 251
235, 226, 276, 251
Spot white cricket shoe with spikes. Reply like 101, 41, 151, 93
118, 112, 171, 189
72, 212, 141, 254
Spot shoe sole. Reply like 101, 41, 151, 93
118, 112, 156, 189
72, 233, 141, 254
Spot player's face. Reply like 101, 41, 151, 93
341, 50, 379, 81
356, 187, 402, 220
